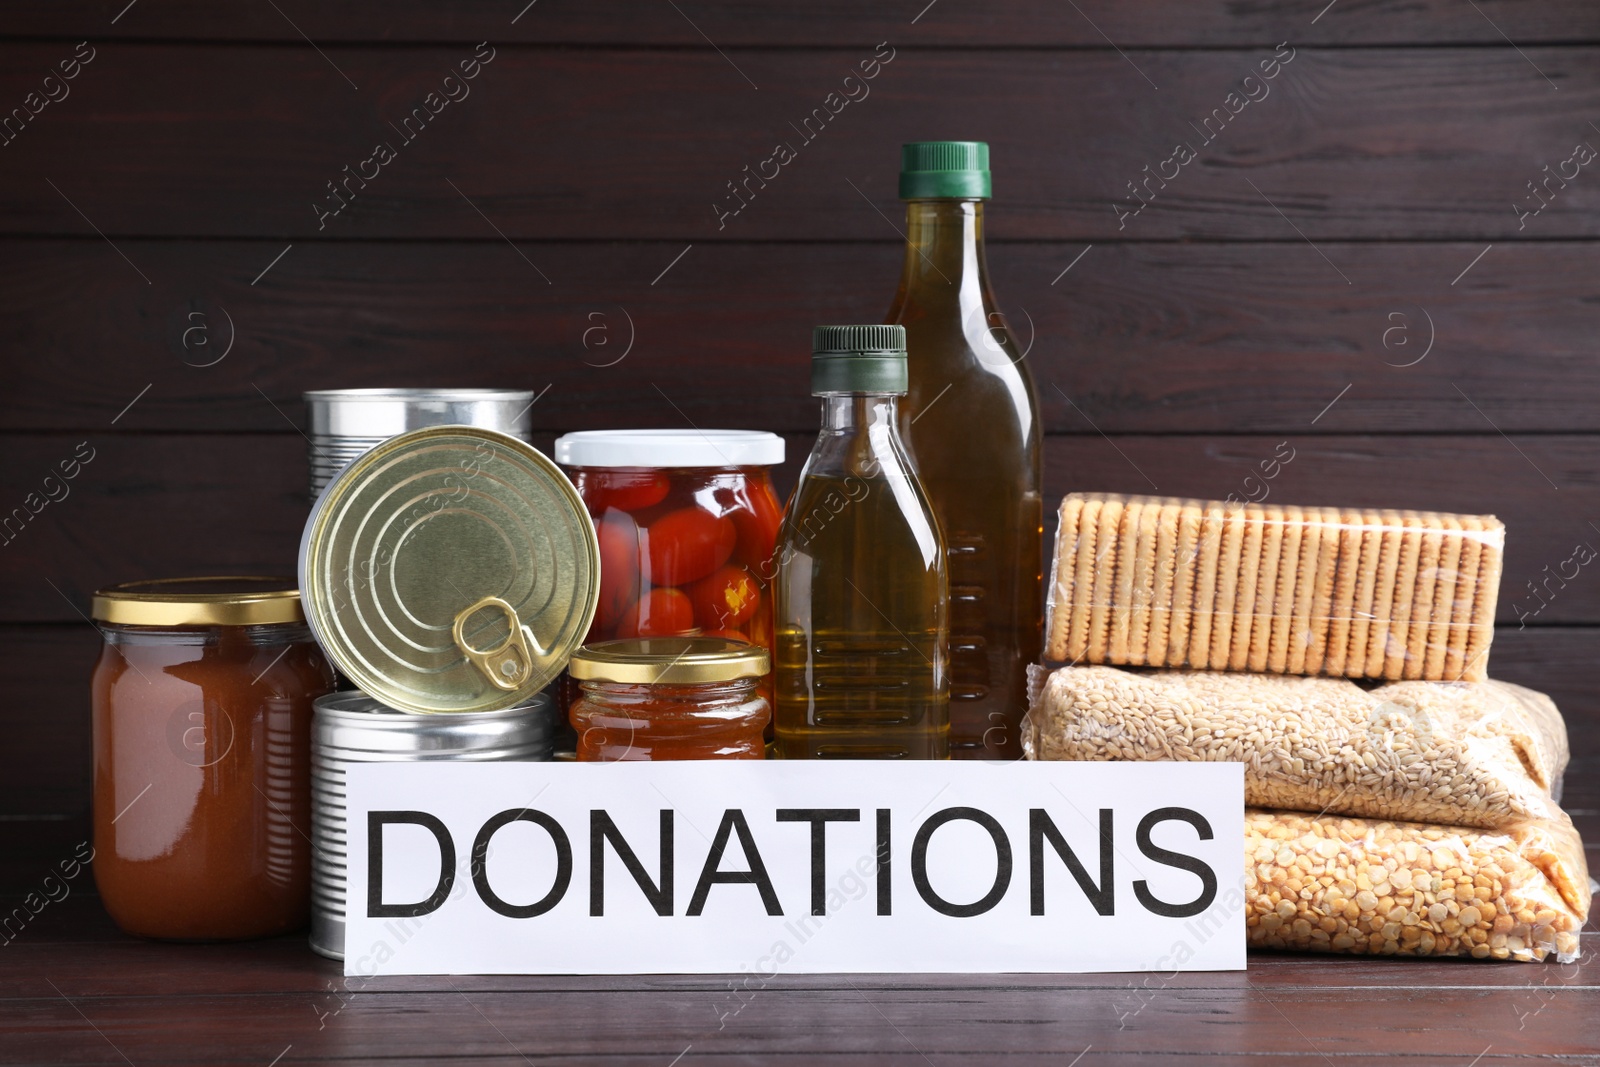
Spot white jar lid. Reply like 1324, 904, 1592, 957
554, 429, 784, 468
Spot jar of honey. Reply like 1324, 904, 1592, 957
90, 577, 335, 940
568, 637, 771, 760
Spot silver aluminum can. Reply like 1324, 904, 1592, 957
304, 388, 536, 497
309, 689, 555, 960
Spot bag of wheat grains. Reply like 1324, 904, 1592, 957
1246, 809, 1589, 962
1024, 665, 1568, 830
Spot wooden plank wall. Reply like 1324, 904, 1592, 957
2, 2, 1598, 818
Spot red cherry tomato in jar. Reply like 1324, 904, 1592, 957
592, 470, 670, 514
595, 512, 643, 633
731, 481, 785, 573
643, 507, 736, 587
617, 587, 695, 638
687, 564, 760, 630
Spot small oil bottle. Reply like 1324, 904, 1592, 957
774, 325, 950, 759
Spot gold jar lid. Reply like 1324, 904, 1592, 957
300, 426, 599, 715
91, 577, 305, 627
569, 637, 770, 685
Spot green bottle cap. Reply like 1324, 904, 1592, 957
899, 141, 991, 200
812, 325, 907, 395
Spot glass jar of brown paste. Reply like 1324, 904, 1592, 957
91, 578, 335, 940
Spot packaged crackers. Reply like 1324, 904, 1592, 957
1045, 494, 1506, 682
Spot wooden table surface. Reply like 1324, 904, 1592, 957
4, 815, 1595, 1066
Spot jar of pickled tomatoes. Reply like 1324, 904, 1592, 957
554, 430, 785, 701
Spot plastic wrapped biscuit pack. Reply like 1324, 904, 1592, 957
1045, 494, 1506, 682
1028, 492, 1594, 961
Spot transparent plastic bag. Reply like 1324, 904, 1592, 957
1246, 809, 1589, 962
1025, 665, 1566, 830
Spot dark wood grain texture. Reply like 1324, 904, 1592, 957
4, 980, 1598, 1063
7, 0, 1600, 46
3, 3, 1598, 1061
4, 433, 1598, 625
0, 883, 1593, 1066
4, 620, 1596, 819
3, 46, 1600, 240
4, 239, 1598, 434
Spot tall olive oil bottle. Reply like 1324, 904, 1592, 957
885, 141, 1042, 760
774, 325, 950, 759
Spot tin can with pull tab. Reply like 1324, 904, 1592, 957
298, 425, 599, 715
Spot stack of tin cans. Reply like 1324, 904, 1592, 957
297, 413, 600, 959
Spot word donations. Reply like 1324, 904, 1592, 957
344, 761, 1244, 976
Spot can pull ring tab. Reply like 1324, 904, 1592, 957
452, 596, 548, 692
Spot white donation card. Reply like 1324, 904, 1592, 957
343, 760, 1245, 976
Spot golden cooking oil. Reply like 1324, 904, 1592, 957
773, 326, 950, 759
887, 142, 1043, 759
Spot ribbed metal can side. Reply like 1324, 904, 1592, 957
304, 388, 536, 497
308, 690, 555, 960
